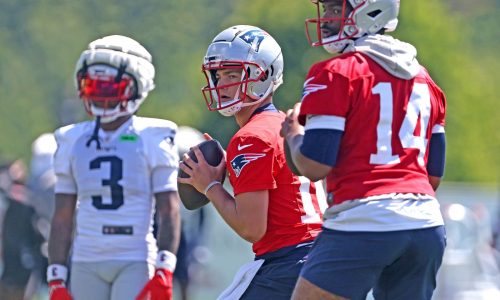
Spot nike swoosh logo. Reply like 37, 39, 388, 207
237, 144, 253, 151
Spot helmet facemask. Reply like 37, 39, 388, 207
77, 63, 139, 123
74, 35, 155, 123
306, 0, 358, 53
201, 61, 267, 117
305, 0, 400, 54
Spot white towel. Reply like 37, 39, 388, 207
217, 259, 265, 300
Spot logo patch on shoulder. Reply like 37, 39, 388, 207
301, 77, 327, 101
230, 153, 265, 177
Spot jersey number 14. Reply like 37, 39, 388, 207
370, 82, 431, 166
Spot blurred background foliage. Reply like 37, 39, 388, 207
0, 0, 498, 183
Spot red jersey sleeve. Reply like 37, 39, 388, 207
421, 67, 447, 130
227, 135, 277, 195
298, 62, 351, 125
433, 85, 446, 129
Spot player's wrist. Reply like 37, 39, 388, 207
204, 180, 221, 195
156, 250, 177, 272
47, 264, 68, 282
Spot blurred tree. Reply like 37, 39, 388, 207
0, 0, 497, 183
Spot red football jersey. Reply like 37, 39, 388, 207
227, 111, 325, 256
299, 52, 446, 205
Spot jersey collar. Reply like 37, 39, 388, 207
250, 103, 278, 118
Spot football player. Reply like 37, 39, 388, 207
178, 25, 328, 299
281, 1, 447, 299
47, 35, 181, 300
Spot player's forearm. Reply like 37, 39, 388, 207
48, 194, 76, 265
287, 134, 330, 181
206, 184, 261, 243
157, 215, 181, 254
428, 175, 441, 191
48, 217, 73, 265
156, 192, 181, 254
286, 133, 306, 173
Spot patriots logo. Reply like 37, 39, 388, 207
238, 30, 267, 52
230, 153, 265, 177
301, 77, 327, 101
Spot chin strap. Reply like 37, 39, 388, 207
86, 116, 102, 150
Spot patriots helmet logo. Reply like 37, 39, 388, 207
301, 77, 327, 101
230, 153, 265, 177
238, 30, 267, 52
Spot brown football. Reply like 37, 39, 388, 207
178, 139, 226, 210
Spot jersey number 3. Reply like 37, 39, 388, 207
90, 156, 124, 210
370, 82, 431, 166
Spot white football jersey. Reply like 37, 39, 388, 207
53, 116, 179, 265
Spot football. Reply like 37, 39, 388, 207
178, 139, 226, 210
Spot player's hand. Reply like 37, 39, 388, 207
203, 132, 213, 141
204, 133, 227, 157
49, 280, 72, 300
280, 102, 304, 140
136, 269, 173, 300
179, 146, 226, 194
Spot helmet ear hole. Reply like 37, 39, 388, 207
76, 60, 89, 91
128, 77, 140, 100
367, 9, 382, 18
245, 67, 251, 80
260, 70, 269, 82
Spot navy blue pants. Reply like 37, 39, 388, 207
241, 242, 313, 300
301, 227, 446, 300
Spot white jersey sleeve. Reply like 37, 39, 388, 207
135, 117, 179, 193
53, 122, 92, 194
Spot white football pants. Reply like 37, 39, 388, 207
70, 260, 154, 300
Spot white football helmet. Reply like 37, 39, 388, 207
74, 35, 155, 123
202, 25, 284, 117
306, 0, 400, 54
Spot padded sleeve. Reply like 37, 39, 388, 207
142, 121, 180, 192
301, 129, 343, 167
427, 133, 446, 177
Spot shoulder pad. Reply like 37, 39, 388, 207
54, 121, 93, 147
133, 117, 177, 139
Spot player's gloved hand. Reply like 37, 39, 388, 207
136, 268, 173, 300
49, 280, 72, 300
47, 264, 72, 300
136, 250, 177, 300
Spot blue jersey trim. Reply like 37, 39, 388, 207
251, 103, 278, 117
